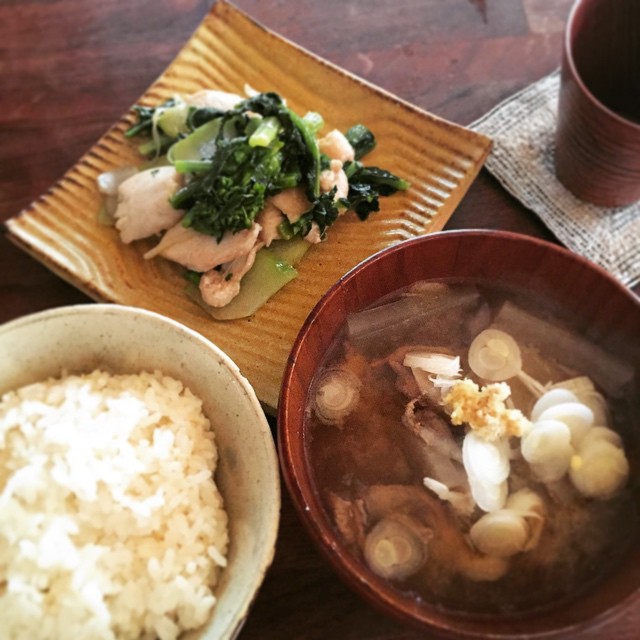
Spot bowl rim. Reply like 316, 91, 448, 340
277, 229, 640, 639
0, 302, 281, 640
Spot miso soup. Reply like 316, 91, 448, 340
304, 279, 639, 614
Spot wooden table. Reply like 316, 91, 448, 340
1, 1, 636, 638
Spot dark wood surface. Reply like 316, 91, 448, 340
1, 1, 635, 638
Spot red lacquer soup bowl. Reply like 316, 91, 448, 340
278, 230, 640, 639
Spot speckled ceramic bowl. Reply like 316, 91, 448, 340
0, 303, 280, 640
278, 230, 640, 639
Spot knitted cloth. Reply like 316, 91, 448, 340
471, 70, 640, 288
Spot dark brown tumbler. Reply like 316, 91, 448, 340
555, 0, 640, 207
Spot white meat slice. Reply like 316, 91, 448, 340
303, 222, 323, 244
186, 89, 243, 111
320, 159, 349, 200
256, 201, 284, 246
144, 223, 262, 273
114, 167, 184, 244
318, 129, 355, 163
199, 241, 265, 308
269, 187, 311, 223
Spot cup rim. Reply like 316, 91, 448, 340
564, 0, 640, 132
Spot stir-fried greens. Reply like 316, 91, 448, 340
103, 89, 410, 319
127, 92, 408, 241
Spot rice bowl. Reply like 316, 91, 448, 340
0, 304, 280, 640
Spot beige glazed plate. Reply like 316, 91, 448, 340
5, 0, 491, 410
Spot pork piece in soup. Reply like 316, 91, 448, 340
304, 280, 639, 614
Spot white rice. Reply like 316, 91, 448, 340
0, 369, 228, 640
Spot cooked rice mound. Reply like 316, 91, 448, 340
0, 369, 228, 640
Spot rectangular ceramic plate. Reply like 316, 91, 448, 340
5, 0, 491, 410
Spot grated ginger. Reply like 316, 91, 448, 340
443, 378, 531, 441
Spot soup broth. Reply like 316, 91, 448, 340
304, 279, 639, 614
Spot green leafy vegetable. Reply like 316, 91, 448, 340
278, 190, 341, 240
125, 103, 164, 139
341, 161, 410, 221
345, 124, 377, 160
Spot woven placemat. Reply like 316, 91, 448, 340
471, 70, 640, 289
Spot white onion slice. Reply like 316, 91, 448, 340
462, 432, 510, 485
423, 477, 475, 516
313, 369, 361, 425
468, 329, 522, 381
505, 488, 546, 551
462, 555, 509, 582
579, 393, 610, 427
521, 420, 571, 464
505, 488, 545, 518
530, 388, 579, 421
537, 402, 594, 446
423, 477, 450, 500
521, 420, 573, 482
569, 441, 629, 499
468, 475, 508, 513
579, 426, 623, 450
364, 518, 427, 580
403, 352, 461, 377
469, 510, 529, 557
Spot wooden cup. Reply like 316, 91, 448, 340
555, 0, 640, 207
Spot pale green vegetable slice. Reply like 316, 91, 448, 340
185, 239, 311, 321
139, 155, 172, 171
205, 248, 298, 321
168, 119, 222, 172
183, 247, 296, 320
267, 237, 311, 266
468, 493, 545, 558
156, 100, 190, 138
248, 116, 280, 147
404, 351, 460, 399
